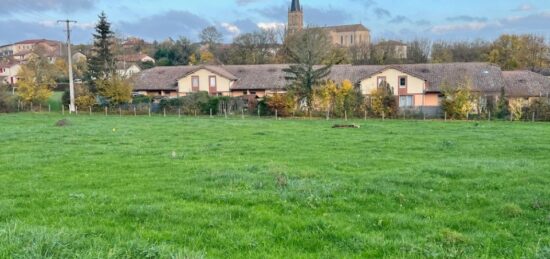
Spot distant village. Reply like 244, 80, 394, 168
1, 0, 550, 119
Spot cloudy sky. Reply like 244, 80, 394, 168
1, 0, 550, 45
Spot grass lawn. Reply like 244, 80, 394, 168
0, 114, 549, 258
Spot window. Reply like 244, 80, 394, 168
399, 96, 414, 108
399, 76, 407, 88
191, 76, 199, 91
209, 76, 217, 88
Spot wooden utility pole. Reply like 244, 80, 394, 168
58, 19, 77, 113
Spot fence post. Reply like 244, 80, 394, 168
105, 106, 108, 116
382, 111, 385, 121
224, 108, 227, 119
30, 102, 33, 112
488, 111, 491, 121
364, 109, 367, 121
163, 108, 166, 117
89, 106, 92, 116
466, 113, 469, 121
532, 112, 535, 122
148, 105, 151, 117
258, 107, 260, 117
275, 109, 278, 120
62, 105, 65, 115
178, 108, 181, 118
48, 104, 51, 113
39, 104, 42, 113
134, 106, 137, 117
444, 112, 447, 121
76, 106, 78, 115
119, 107, 122, 117
345, 110, 348, 121
241, 109, 244, 119
194, 110, 197, 117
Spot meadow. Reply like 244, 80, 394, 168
0, 114, 549, 258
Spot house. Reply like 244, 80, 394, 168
503, 71, 550, 102
0, 61, 21, 85
132, 63, 508, 115
287, 0, 371, 46
116, 62, 142, 78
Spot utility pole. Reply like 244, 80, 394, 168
58, 19, 77, 113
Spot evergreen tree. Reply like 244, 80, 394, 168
86, 12, 115, 92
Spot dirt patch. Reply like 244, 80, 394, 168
55, 119, 71, 127
332, 124, 360, 129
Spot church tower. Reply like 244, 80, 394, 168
288, 0, 303, 35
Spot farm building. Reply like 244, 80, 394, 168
131, 62, 549, 114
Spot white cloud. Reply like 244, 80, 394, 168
221, 22, 241, 35
431, 22, 496, 34
257, 22, 285, 30
513, 4, 534, 12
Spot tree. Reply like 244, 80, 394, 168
0, 82, 14, 112
283, 27, 340, 110
407, 39, 431, 63
223, 30, 279, 65
87, 12, 115, 92
440, 79, 474, 120
199, 26, 223, 48
16, 57, 55, 104
368, 81, 398, 117
95, 74, 132, 105
496, 87, 509, 119
431, 42, 453, 63
154, 37, 196, 66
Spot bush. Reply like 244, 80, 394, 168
368, 81, 398, 118
528, 98, 550, 121
0, 84, 16, 113
441, 79, 474, 120
266, 93, 294, 117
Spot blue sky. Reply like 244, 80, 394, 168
1, 0, 550, 45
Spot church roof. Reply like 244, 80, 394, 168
324, 24, 370, 32
290, 0, 302, 12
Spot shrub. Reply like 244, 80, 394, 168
266, 93, 293, 117
0, 84, 16, 113
368, 81, 398, 118
528, 98, 550, 121
132, 95, 153, 104
441, 79, 474, 120
62, 85, 97, 108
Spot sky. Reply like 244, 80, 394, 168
1, 0, 550, 45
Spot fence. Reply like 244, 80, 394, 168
10, 101, 550, 123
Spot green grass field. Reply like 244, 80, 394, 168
0, 114, 549, 258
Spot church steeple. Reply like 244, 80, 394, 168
290, 0, 302, 12
288, 0, 303, 35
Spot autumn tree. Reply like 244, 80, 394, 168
223, 30, 278, 65
154, 37, 196, 66
496, 87, 510, 119
16, 57, 56, 104
368, 81, 398, 118
407, 39, 431, 63
96, 73, 132, 105
440, 79, 474, 119
283, 27, 341, 110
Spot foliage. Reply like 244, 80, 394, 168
440, 79, 474, 120
86, 12, 115, 91
266, 93, 294, 117
509, 99, 526, 121
95, 74, 132, 105
528, 98, 550, 121
368, 81, 398, 117
407, 39, 431, 63
0, 83, 15, 112
132, 95, 153, 104
62, 84, 97, 108
139, 61, 155, 70
190, 50, 216, 65
154, 37, 196, 66
16, 57, 56, 104
315, 80, 358, 117
222, 30, 279, 65
496, 87, 510, 119
283, 27, 339, 110
488, 34, 548, 70
199, 26, 223, 49
158, 92, 235, 115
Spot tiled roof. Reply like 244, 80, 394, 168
133, 63, 509, 94
503, 71, 550, 97
116, 54, 153, 63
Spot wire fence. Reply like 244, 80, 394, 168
11, 102, 550, 122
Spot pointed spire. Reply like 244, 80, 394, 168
290, 0, 302, 12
